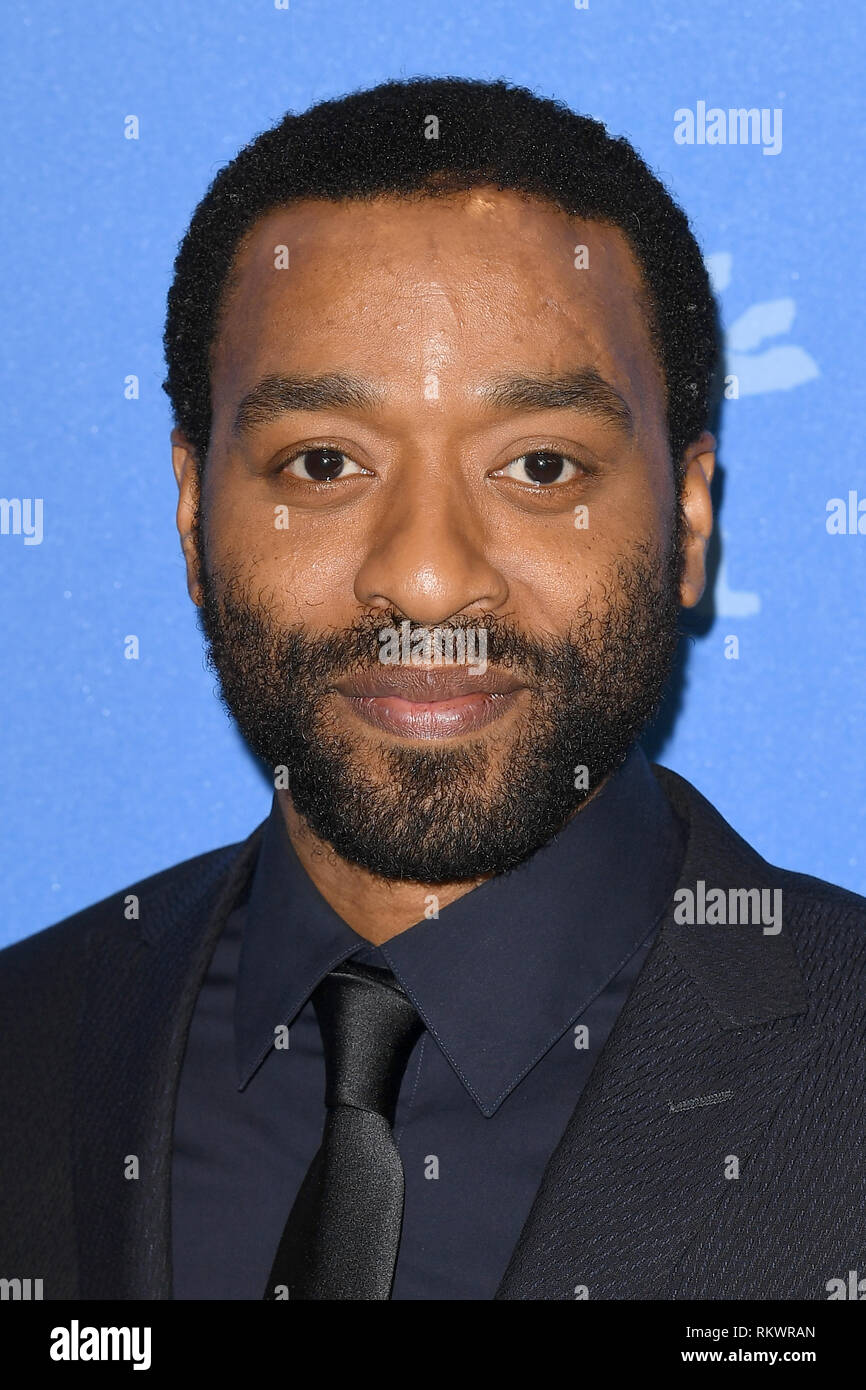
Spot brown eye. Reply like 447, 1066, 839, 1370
284, 448, 366, 481
494, 451, 583, 486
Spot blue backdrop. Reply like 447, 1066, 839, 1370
3, 0, 864, 946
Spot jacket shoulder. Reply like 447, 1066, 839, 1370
0, 834, 254, 984
652, 760, 866, 936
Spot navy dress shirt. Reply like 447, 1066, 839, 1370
171, 742, 686, 1300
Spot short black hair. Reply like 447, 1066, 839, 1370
162, 76, 719, 488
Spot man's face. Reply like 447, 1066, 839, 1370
174, 187, 713, 882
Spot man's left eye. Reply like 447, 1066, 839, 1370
493, 451, 583, 486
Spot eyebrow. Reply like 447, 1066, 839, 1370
232, 373, 381, 437
476, 369, 634, 436
231, 367, 634, 439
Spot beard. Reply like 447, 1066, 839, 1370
195, 518, 685, 883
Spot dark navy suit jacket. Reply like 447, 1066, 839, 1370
2, 762, 865, 1300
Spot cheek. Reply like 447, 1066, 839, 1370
507, 543, 612, 629
203, 482, 362, 618
489, 494, 660, 628
494, 494, 650, 586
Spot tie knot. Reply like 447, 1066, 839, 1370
312, 959, 423, 1124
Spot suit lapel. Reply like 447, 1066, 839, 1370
73, 825, 265, 1298
495, 765, 818, 1300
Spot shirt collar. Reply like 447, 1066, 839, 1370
235, 743, 686, 1113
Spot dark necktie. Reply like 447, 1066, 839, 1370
264, 958, 424, 1300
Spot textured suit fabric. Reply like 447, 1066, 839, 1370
2, 763, 865, 1301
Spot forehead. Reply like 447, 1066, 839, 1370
210, 187, 665, 418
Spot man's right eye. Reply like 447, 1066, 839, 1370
282, 448, 368, 482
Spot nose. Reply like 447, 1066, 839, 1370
353, 469, 509, 626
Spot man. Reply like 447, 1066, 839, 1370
2, 76, 864, 1302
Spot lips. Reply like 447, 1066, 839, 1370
335, 668, 525, 701
332, 667, 528, 739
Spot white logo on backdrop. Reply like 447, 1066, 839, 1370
705, 252, 819, 394
701, 254, 820, 616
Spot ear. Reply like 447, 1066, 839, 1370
678, 430, 716, 608
171, 428, 204, 606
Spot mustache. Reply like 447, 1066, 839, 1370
201, 585, 583, 690
196, 529, 680, 705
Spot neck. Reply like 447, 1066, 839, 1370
276, 793, 488, 944
276, 775, 611, 945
